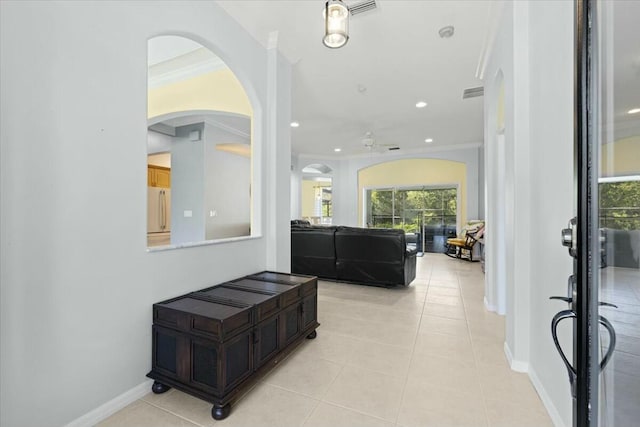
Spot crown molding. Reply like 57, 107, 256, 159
149, 56, 227, 89
295, 141, 483, 161
204, 117, 250, 139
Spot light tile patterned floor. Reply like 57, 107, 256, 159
98, 253, 552, 427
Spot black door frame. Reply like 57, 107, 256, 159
574, 0, 601, 425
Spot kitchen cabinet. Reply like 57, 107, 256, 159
148, 165, 171, 188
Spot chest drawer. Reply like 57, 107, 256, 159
194, 285, 280, 323
226, 278, 301, 308
153, 296, 252, 341
247, 271, 318, 296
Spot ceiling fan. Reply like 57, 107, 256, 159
361, 131, 399, 152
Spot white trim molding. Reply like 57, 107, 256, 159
484, 296, 497, 312
295, 141, 483, 161
149, 49, 227, 89
64, 380, 153, 427
476, 0, 507, 79
503, 341, 528, 373
528, 366, 569, 427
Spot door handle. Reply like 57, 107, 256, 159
162, 189, 166, 230
598, 315, 616, 371
550, 307, 618, 399
550, 296, 573, 304
561, 217, 577, 258
599, 301, 617, 309
551, 309, 578, 397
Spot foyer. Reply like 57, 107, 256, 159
99, 253, 551, 427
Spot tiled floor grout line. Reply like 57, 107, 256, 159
315, 362, 345, 401
322, 271, 432, 425
312, 399, 398, 425
392, 265, 433, 426
309, 327, 419, 348
458, 273, 494, 427
142, 399, 203, 427
264, 382, 324, 427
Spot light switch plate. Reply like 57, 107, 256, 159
184, 210, 193, 217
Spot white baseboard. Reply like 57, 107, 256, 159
484, 296, 497, 312
503, 341, 529, 372
65, 379, 153, 427
528, 366, 568, 427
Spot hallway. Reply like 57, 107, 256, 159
99, 254, 551, 427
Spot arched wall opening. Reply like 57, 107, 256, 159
299, 163, 333, 225
146, 35, 259, 247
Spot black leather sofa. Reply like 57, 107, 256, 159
604, 228, 640, 268
291, 224, 417, 287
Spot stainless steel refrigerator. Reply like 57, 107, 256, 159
147, 187, 171, 233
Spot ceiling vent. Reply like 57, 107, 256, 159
349, 0, 377, 16
462, 86, 484, 99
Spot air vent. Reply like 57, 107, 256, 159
350, 0, 377, 16
463, 86, 484, 99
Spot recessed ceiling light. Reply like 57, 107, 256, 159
425, 138, 434, 143
290, 121, 300, 128
415, 101, 428, 108
628, 108, 640, 115
334, 148, 342, 152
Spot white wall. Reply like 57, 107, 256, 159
290, 155, 302, 219
0, 2, 290, 427
527, 2, 575, 425
172, 123, 206, 243
264, 44, 292, 272
482, 1, 574, 426
296, 145, 481, 227
483, 2, 513, 319
477, 146, 486, 220
204, 122, 251, 240
147, 130, 172, 154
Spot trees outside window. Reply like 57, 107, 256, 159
367, 187, 457, 232
599, 180, 640, 230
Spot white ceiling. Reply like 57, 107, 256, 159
217, 0, 491, 157
149, 2, 639, 157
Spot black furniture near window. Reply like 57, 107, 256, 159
147, 271, 319, 420
291, 224, 417, 287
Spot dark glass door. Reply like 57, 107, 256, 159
593, 0, 640, 425
552, 1, 640, 425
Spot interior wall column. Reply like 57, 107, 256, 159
265, 31, 292, 271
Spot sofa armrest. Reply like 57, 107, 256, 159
403, 247, 417, 286
405, 246, 419, 257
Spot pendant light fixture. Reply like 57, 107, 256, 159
323, 0, 349, 49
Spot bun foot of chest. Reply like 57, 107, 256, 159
212, 403, 231, 420
151, 381, 171, 394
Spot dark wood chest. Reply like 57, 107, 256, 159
147, 271, 319, 420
